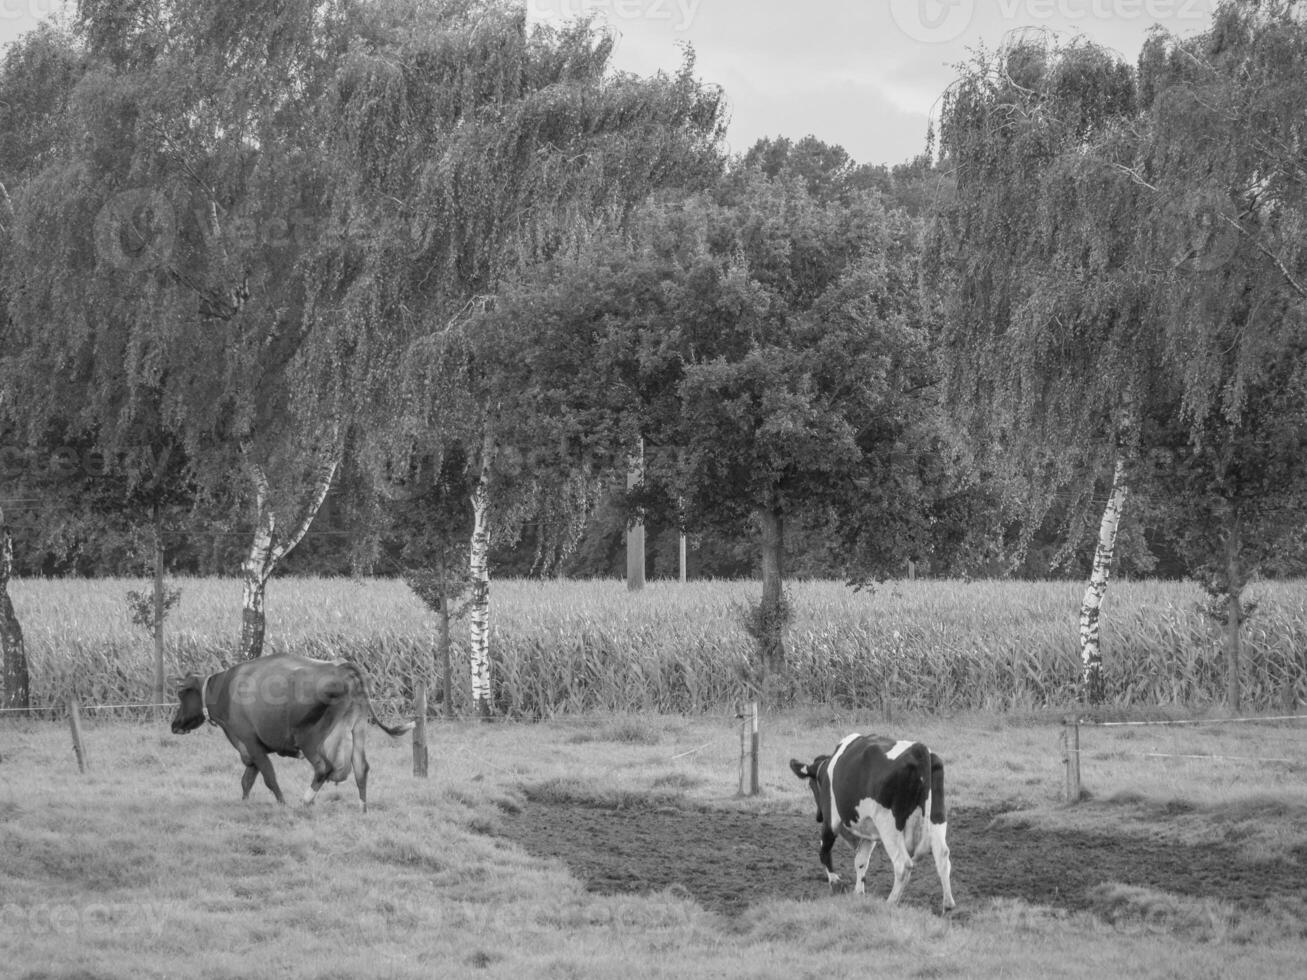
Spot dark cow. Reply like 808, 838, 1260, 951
790, 733, 955, 911
171, 654, 414, 811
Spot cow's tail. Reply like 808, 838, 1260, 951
340, 661, 417, 736
929, 753, 947, 824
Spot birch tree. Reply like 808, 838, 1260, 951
322, 1, 725, 716
2, 1, 373, 657
932, 34, 1152, 702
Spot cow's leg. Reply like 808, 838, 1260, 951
352, 737, 369, 813
929, 820, 955, 911
852, 837, 878, 895
872, 811, 913, 905
818, 826, 841, 890
247, 747, 285, 804
303, 769, 329, 806
240, 763, 258, 799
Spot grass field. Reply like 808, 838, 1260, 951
3, 576, 1306, 977
2, 708, 1305, 979
8, 575, 1307, 714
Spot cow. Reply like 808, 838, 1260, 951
790, 733, 955, 912
171, 654, 414, 811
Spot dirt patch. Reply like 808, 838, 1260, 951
503, 793, 1305, 919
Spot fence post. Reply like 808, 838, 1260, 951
1062, 715, 1081, 804
749, 701, 760, 796
736, 708, 750, 796
413, 682, 428, 778
68, 697, 89, 773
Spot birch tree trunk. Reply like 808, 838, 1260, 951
0, 507, 30, 711
757, 507, 786, 703
1223, 508, 1244, 712
437, 547, 454, 718
151, 506, 166, 721
468, 433, 495, 718
1079, 457, 1129, 704
239, 453, 339, 659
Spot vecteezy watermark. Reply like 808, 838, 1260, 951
1170, 187, 1240, 274
0, 443, 176, 487
91, 189, 388, 274
889, 0, 977, 44
0, 0, 66, 23
525, 0, 701, 32
890, 0, 1216, 44
94, 189, 178, 273
0, 900, 168, 939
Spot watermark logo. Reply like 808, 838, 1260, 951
526, 0, 701, 32
1172, 187, 1240, 274
890, 0, 1216, 44
93, 189, 178, 273
0, 900, 168, 939
0, 0, 66, 23
889, 0, 977, 43
0, 443, 175, 487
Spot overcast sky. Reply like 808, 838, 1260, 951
2, 1, 1221, 166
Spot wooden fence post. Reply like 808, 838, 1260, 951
1062, 715, 1081, 804
68, 697, 89, 773
737, 712, 746, 796
413, 682, 428, 778
749, 701, 760, 796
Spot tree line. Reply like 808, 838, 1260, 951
1, 0, 1304, 714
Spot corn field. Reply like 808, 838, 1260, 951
7, 577, 1307, 716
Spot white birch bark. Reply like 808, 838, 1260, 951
0, 506, 30, 710
468, 432, 495, 717
239, 447, 340, 658
1079, 456, 1129, 703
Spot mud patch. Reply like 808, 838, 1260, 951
503, 792, 1305, 920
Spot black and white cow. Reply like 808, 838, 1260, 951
790, 733, 955, 911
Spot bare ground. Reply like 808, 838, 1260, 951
503, 791, 1307, 923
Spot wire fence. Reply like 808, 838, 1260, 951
1060, 710, 1306, 802
1086, 713, 1307, 728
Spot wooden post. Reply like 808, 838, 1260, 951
626, 438, 645, 591
1063, 715, 1081, 804
737, 712, 747, 796
151, 506, 166, 724
68, 697, 89, 773
412, 682, 429, 778
749, 701, 760, 796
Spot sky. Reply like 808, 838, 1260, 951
1, 0, 1223, 166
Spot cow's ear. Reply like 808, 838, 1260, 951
789, 759, 811, 780
171, 673, 198, 694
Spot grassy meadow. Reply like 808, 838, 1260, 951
4, 576, 1307, 978
2, 708, 1306, 979
7, 575, 1307, 715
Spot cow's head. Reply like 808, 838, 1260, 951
170, 674, 207, 734
789, 755, 830, 823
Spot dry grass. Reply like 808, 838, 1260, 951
2, 710, 1306, 979
8, 576, 1307, 716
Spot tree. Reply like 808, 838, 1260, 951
631, 158, 944, 702
1123, 1, 1307, 708
931, 33, 1153, 703
0, 505, 28, 711
2, 1, 378, 658
319, 2, 726, 716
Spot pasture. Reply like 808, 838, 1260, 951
2, 576, 1307, 977
2, 709, 1306, 979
